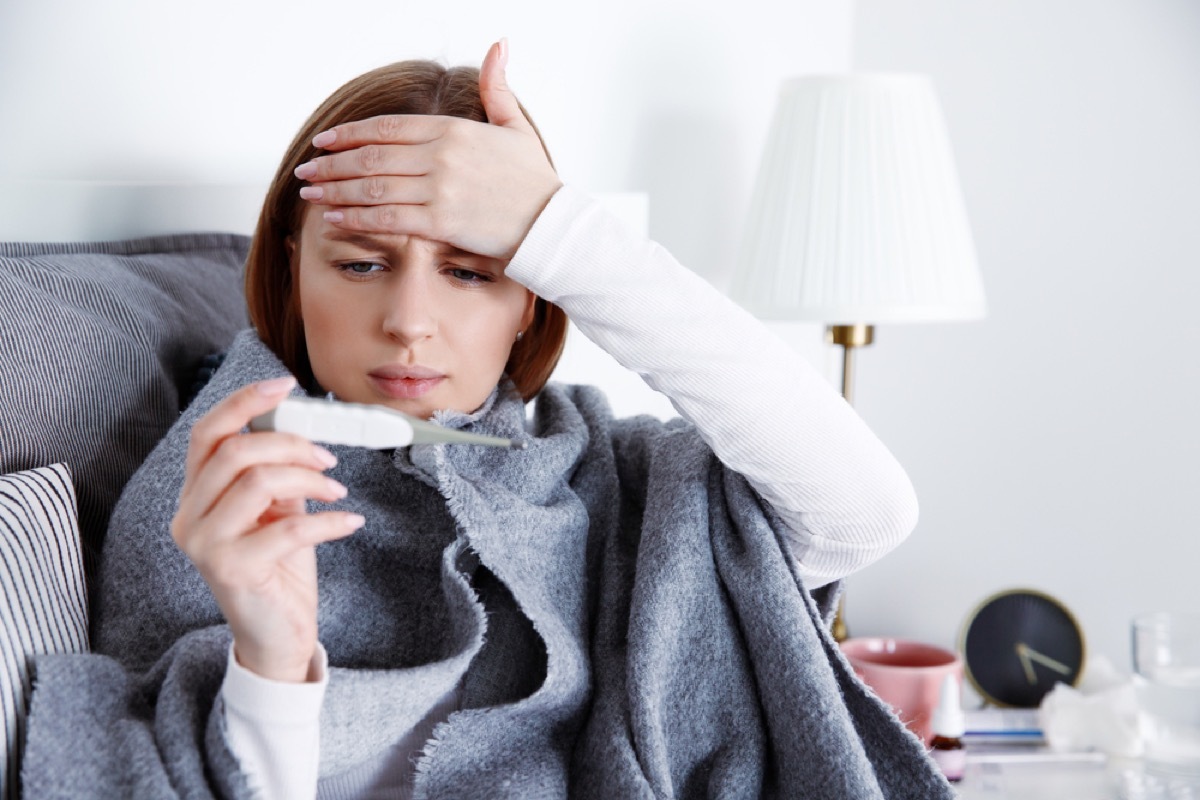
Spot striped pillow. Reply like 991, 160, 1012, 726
0, 463, 88, 800
0, 234, 248, 584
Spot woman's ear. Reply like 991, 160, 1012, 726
519, 291, 537, 334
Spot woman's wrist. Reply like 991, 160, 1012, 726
233, 641, 320, 683
502, 177, 563, 262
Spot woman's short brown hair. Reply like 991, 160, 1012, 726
245, 60, 568, 402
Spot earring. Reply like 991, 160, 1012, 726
515, 330, 525, 342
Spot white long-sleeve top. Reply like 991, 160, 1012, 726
221, 184, 919, 799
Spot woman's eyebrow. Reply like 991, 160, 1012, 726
321, 231, 393, 251
321, 230, 472, 258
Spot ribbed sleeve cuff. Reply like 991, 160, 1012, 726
221, 642, 328, 725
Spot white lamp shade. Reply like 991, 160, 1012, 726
732, 74, 986, 323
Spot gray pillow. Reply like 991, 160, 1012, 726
0, 234, 249, 583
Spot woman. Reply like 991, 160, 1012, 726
24, 41, 952, 799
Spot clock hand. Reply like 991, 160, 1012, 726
1023, 645, 1074, 676
1015, 642, 1037, 684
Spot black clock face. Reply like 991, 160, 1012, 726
961, 590, 1086, 708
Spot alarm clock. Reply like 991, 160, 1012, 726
959, 588, 1086, 708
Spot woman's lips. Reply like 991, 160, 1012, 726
369, 375, 444, 399
369, 369, 445, 400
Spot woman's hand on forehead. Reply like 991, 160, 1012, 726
295, 39, 562, 263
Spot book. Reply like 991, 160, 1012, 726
963, 708, 1045, 744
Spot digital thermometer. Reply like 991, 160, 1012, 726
249, 397, 524, 450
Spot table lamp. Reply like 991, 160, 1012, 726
730, 74, 987, 640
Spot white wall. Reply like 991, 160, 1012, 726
0, 0, 851, 291
849, 0, 1200, 673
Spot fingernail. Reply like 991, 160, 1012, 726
312, 130, 336, 148
327, 479, 348, 499
346, 513, 366, 529
294, 161, 318, 180
299, 185, 323, 201
313, 446, 337, 468
498, 37, 509, 66
323, 210, 344, 224
257, 376, 296, 395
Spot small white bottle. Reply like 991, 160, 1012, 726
929, 673, 966, 782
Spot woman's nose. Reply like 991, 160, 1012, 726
381, 270, 437, 345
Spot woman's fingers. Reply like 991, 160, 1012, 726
309, 115, 448, 153
178, 429, 337, 523
183, 464, 347, 548
478, 38, 532, 133
296, 140, 437, 183
259, 497, 306, 525
198, 511, 364, 591
306, 39, 533, 153
299, 174, 431, 208
321, 203, 436, 238
185, 377, 297, 478
224, 512, 365, 580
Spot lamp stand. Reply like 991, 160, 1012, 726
827, 324, 874, 405
825, 323, 874, 642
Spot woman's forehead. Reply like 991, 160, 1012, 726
299, 205, 457, 256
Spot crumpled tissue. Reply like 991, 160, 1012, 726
1038, 655, 1142, 757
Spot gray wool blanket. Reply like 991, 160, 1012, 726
23, 330, 953, 799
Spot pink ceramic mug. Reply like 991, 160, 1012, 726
839, 637, 963, 745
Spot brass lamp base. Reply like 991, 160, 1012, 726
826, 324, 874, 406
825, 324, 874, 642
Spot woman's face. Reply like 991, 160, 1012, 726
292, 205, 535, 419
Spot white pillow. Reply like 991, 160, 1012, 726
0, 464, 89, 800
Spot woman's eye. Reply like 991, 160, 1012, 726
337, 261, 384, 276
446, 267, 492, 284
